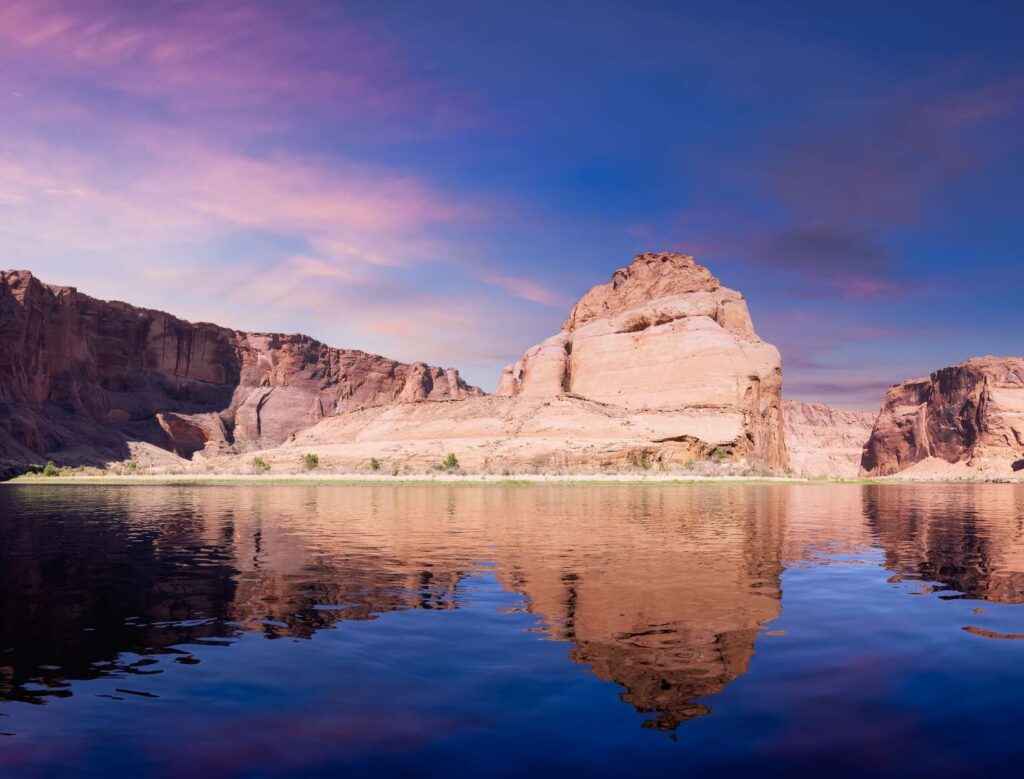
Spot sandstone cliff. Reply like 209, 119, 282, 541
861, 357, 1024, 477
0, 270, 479, 471
1, 253, 789, 475
497, 253, 787, 469
783, 400, 875, 478
239, 252, 788, 473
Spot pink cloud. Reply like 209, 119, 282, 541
0, 0, 479, 133
286, 256, 362, 284
784, 374, 897, 410
477, 271, 567, 307
0, 126, 479, 264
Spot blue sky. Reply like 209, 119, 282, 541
1, 0, 1021, 408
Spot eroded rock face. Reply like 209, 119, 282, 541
247, 394, 760, 474
0, 270, 480, 469
1, 253, 787, 474
498, 253, 787, 469
861, 357, 1024, 477
783, 400, 876, 478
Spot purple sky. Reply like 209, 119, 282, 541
1, 1, 1022, 409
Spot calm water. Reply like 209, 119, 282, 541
1, 484, 1024, 776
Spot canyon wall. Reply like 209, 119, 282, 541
240, 252, 789, 473
1, 253, 790, 474
0, 270, 479, 471
783, 400, 875, 478
861, 357, 1024, 477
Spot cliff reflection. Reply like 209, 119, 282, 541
0, 485, 790, 727
865, 485, 1024, 603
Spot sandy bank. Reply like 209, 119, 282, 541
4, 471, 1022, 487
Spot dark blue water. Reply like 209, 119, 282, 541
1, 483, 1023, 776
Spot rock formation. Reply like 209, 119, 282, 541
783, 400, 876, 478
229, 252, 788, 473
0, 253, 789, 475
497, 252, 787, 469
861, 357, 1024, 477
0, 270, 479, 472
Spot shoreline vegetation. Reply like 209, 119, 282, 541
4, 470, 1022, 486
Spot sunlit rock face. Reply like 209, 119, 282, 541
497, 253, 787, 469
0, 270, 480, 469
1, 253, 786, 474
783, 400, 876, 478
861, 357, 1024, 477
217, 253, 790, 473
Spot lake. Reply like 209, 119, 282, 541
1, 483, 1023, 776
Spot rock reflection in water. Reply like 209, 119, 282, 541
864, 485, 1024, 603
0, 485, 789, 727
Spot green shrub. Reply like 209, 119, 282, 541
712, 448, 731, 461
124, 460, 139, 472
627, 451, 652, 470
302, 453, 319, 471
369, 457, 381, 472
391, 463, 400, 477
252, 456, 270, 474
43, 461, 59, 477
440, 453, 459, 471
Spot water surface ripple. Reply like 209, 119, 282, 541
1, 483, 1023, 775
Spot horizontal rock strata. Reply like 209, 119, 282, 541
783, 400, 876, 478
0, 270, 479, 470
497, 253, 788, 470
216, 394, 766, 473
1, 253, 790, 475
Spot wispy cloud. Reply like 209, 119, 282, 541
758, 226, 899, 300
665, 71, 1024, 304
764, 74, 1024, 226
476, 271, 567, 307
0, 0, 478, 133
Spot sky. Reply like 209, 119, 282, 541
1, 0, 1022, 409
